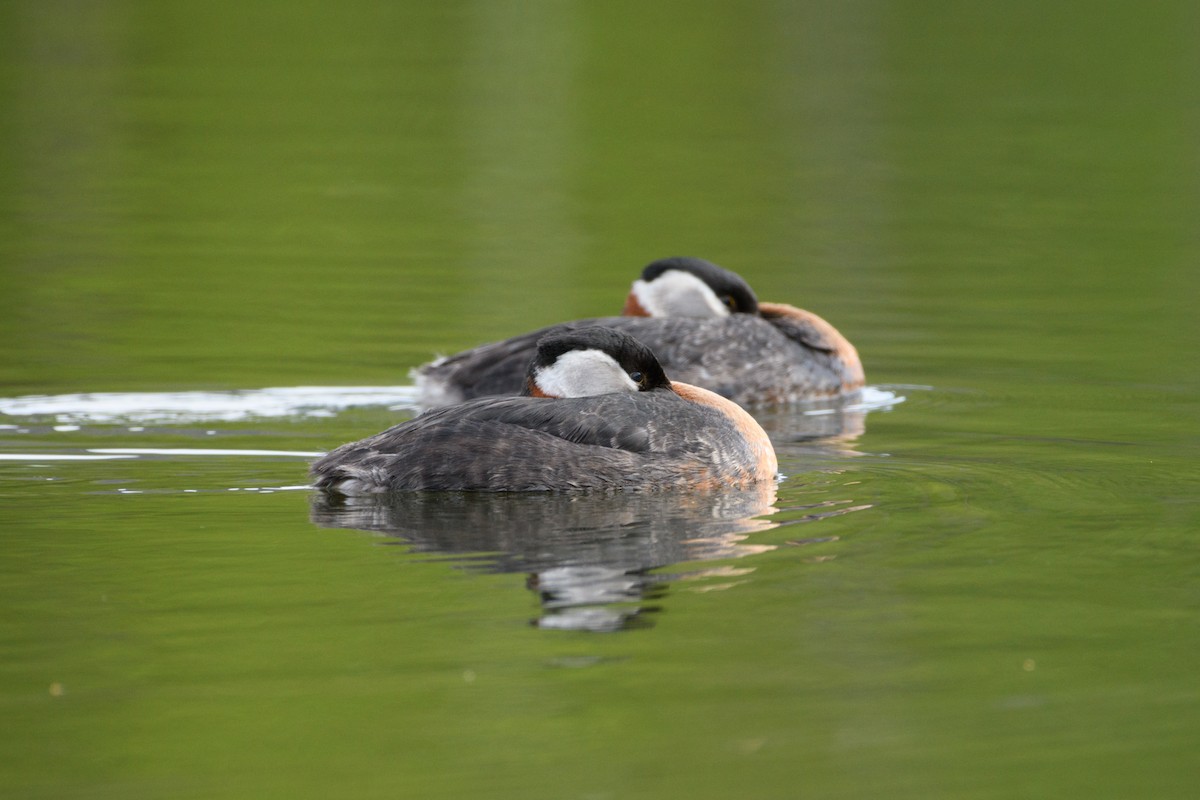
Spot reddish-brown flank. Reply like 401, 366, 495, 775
670, 381, 778, 482
758, 301, 865, 391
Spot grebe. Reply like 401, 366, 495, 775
414, 256, 864, 408
312, 327, 777, 494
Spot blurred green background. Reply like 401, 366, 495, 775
4, 1, 1192, 396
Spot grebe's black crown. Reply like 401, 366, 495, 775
531, 327, 671, 391
640, 256, 759, 314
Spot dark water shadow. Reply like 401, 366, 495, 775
310, 485, 779, 632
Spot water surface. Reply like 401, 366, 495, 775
2, 2, 1198, 799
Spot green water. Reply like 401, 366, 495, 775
2, 2, 1198, 798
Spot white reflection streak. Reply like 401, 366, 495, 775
0, 386, 422, 424
0, 454, 137, 461
89, 448, 324, 457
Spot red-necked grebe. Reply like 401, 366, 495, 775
313, 327, 778, 493
414, 256, 864, 408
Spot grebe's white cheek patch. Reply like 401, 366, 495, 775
634, 270, 730, 318
534, 349, 640, 398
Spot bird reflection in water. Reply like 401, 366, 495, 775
754, 396, 868, 452
310, 483, 780, 632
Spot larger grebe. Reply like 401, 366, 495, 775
312, 327, 777, 493
414, 256, 864, 408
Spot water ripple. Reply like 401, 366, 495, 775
0, 386, 423, 424
0, 385, 902, 426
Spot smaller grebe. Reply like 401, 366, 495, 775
414, 257, 864, 408
312, 327, 777, 494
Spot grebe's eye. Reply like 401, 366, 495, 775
629, 371, 644, 385
722, 295, 738, 311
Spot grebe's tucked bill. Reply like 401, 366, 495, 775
414, 256, 864, 408
312, 327, 778, 494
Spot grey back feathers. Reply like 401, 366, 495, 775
310, 390, 761, 493
315, 326, 770, 493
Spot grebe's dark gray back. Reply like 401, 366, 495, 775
313, 327, 777, 494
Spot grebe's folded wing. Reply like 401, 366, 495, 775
381, 393, 665, 453
757, 302, 845, 353
310, 394, 685, 492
